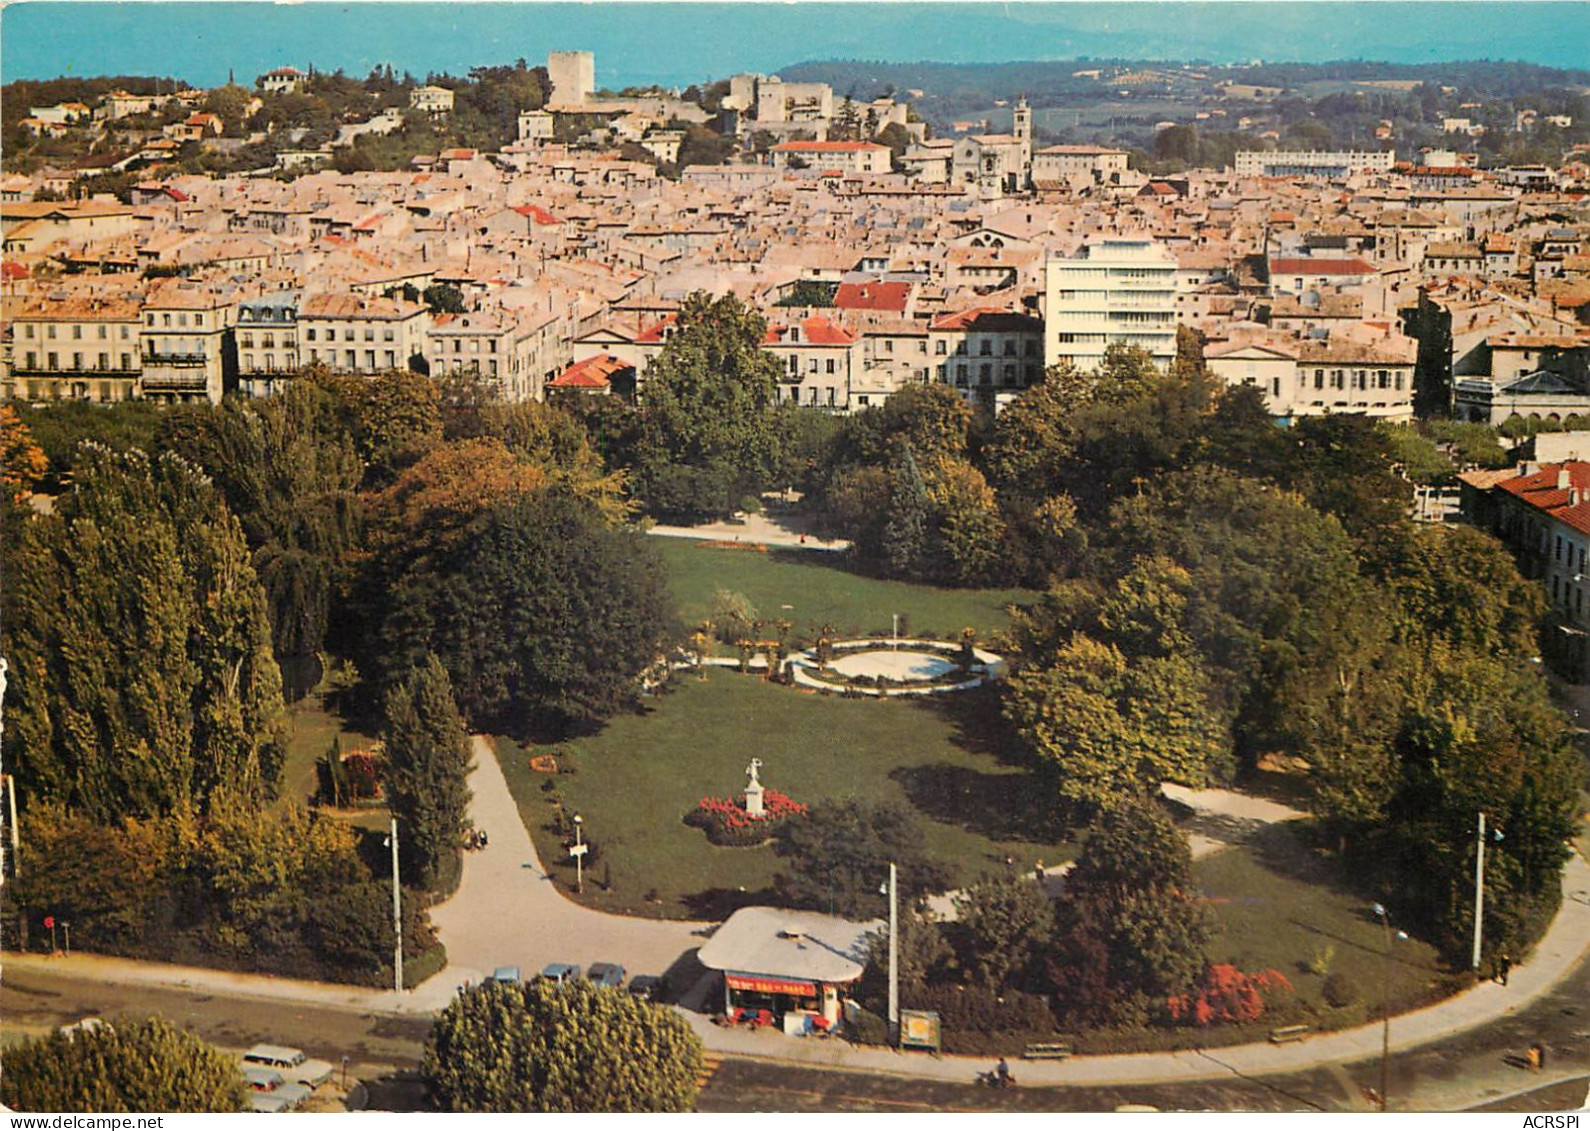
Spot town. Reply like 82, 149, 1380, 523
2, 21, 1590, 1119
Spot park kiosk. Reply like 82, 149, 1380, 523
697, 906, 879, 1034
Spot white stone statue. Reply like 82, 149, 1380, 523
744, 758, 765, 817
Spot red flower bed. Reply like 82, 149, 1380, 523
1167, 964, 1294, 1026
687, 789, 808, 846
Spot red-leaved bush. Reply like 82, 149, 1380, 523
1167, 964, 1294, 1026
687, 789, 808, 845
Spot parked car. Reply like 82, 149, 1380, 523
586, 962, 626, 989
58, 1017, 110, 1039
242, 1065, 312, 1113
489, 966, 522, 985
626, 974, 664, 1002
241, 1044, 335, 1088
538, 962, 581, 985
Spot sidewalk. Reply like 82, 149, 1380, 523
682, 850, 1590, 1088
6, 803, 1586, 1094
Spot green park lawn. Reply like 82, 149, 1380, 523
278, 692, 383, 829
494, 672, 1074, 920
1194, 830, 1459, 1031
652, 538, 1035, 646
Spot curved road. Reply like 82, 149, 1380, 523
426, 737, 710, 995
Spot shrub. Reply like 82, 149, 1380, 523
1322, 972, 1358, 1008
1167, 965, 1294, 1027
1307, 943, 1335, 977
845, 1005, 889, 1046
905, 985, 1057, 1053
686, 789, 807, 846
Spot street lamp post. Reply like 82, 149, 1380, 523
1372, 902, 1409, 1112
572, 814, 585, 894
887, 862, 899, 1047
1472, 811, 1504, 972
388, 817, 403, 995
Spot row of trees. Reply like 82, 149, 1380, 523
1, 358, 675, 982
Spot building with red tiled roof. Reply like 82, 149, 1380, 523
1467, 460, 1590, 675
548, 353, 634, 398
1266, 256, 1378, 294
928, 307, 1044, 406
833, 280, 913, 314
764, 316, 865, 411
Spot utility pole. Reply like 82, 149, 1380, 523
389, 817, 403, 994
887, 861, 899, 1046
1472, 811, 1502, 972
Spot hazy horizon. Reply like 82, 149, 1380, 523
3, 2, 1589, 91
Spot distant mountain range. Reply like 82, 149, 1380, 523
775, 58, 1590, 111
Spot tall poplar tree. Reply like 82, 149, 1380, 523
3, 444, 285, 821
382, 655, 474, 892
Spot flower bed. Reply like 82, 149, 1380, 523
1167, 965, 1295, 1026
686, 789, 807, 847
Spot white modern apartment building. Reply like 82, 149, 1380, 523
1043, 239, 1179, 373
1234, 149, 1395, 178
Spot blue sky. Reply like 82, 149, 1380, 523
4, 3, 1588, 89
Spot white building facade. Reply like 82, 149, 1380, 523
1044, 239, 1179, 373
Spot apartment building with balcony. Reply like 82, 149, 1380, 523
139, 283, 234, 404
236, 291, 301, 396
1044, 239, 1179, 373
298, 293, 429, 376
5, 294, 142, 402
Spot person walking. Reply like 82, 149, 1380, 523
1499, 952, 1512, 986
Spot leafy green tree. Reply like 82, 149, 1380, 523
1049, 798, 1213, 1025
882, 444, 931, 580
709, 588, 758, 643
0, 1018, 249, 1113
1005, 633, 1226, 811
377, 490, 671, 732
2, 445, 286, 821
154, 381, 364, 671
862, 907, 954, 990
423, 284, 467, 315
633, 292, 785, 518
773, 798, 952, 918
382, 655, 474, 891
952, 873, 1054, 989
423, 979, 703, 1112
923, 454, 1009, 586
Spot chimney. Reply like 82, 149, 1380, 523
1559, 468, 1572, 491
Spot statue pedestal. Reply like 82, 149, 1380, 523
744, 782, 765, 817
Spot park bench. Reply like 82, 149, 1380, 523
1022, 1042, 1074, 1060
1268, 1025, 1312, 1045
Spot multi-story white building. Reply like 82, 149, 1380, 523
425, 305, 573, 403
765, 316, 863, 411
1234, 150, 1395, 178
139, 283, 234, 404
1030, 144, 1129, 186
929, 307, 1044, 407
410, 85, 455, 117
236, 291, 301, 397
1043, 239, 1179, 373
5, 294, 142, 402
299, 293, 429, 376
769, 141, 891, 176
